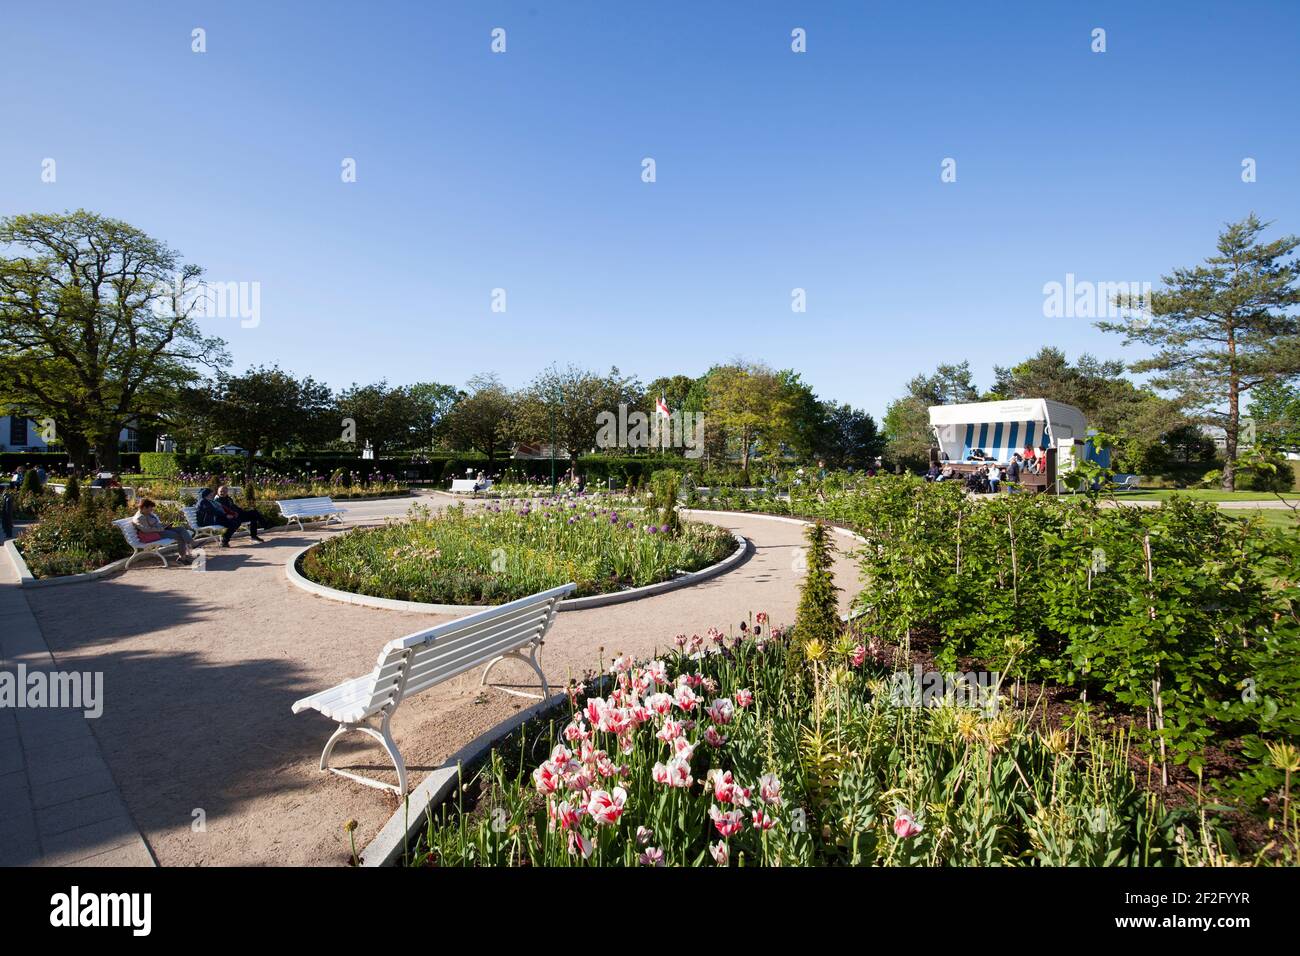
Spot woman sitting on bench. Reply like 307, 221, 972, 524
132, 499, 194, 564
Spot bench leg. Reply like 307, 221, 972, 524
319, 713, 407, 795
481, 641, 550, 700
125, 547, 168, 571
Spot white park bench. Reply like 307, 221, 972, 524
449, 478, 491, 494
112, 517, 178, 569
276, 496, 347, 531
291, 582, 575, 794
51, 484, 137, 502
182, 505, 226, 542
1111, 474, 1142, 492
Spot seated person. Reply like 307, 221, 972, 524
925, 464, 941, 482
132, 499, 194, 564
986, 462, 1003, 493
473, 471, 488, 492
204, 485, 267, 547
939, 465, 955, 481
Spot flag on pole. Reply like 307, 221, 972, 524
656, 395, 671, 418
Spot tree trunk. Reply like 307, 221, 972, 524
94, 437, 121, 472
1223, 326, 1239, 491
63, 432, 92, 473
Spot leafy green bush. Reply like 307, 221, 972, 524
138, 452, 180, 477
17, 502, 131, 575
16, 498, 187, 577
1237, 455, 1296, 492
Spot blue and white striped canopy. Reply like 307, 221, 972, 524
961, 421, 1049, 462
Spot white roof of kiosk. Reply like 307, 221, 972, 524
928, 399, 1088, 463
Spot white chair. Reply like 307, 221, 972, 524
291, 582, 575, 794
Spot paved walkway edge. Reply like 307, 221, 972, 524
0, 576, 156, 867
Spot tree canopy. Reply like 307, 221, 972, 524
0, 210, 228, 468
1100, 214, 1300, 489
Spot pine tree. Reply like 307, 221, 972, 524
1099, 214, 1300, 490
795, 521, 841, 643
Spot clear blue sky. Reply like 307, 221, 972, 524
2, 1, 1297, 419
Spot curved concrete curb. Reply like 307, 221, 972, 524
4, 536, 135, 587
284, 528, 750, 614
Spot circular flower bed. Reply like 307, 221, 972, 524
298, 500, 736, 605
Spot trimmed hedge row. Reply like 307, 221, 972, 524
130, 451, 717, 485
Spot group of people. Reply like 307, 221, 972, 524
7, 464, 47, 489
130, 485, 267, 565
7, 463, 129, 491
924, 445, 1050, 494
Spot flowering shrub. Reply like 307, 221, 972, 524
409, 618, 1229, 866
300, 500, 735, 605
16, 498, 185, 578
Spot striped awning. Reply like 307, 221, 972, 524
961, 421, 1049, 463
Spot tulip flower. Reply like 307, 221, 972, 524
706, 698, 734, 726
893, 806, 923, 839
586, 787, 627, 826
709, 805, 745, 838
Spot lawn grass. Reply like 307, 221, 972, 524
1225, 507, 1300, 536
1115, 489, 1300, 502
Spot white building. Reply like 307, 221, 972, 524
0, 415, 137, 454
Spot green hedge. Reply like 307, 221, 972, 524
138, 452, 180, 477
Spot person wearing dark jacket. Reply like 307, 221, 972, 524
196, 488, 225, 534
204, 485, 267, 547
